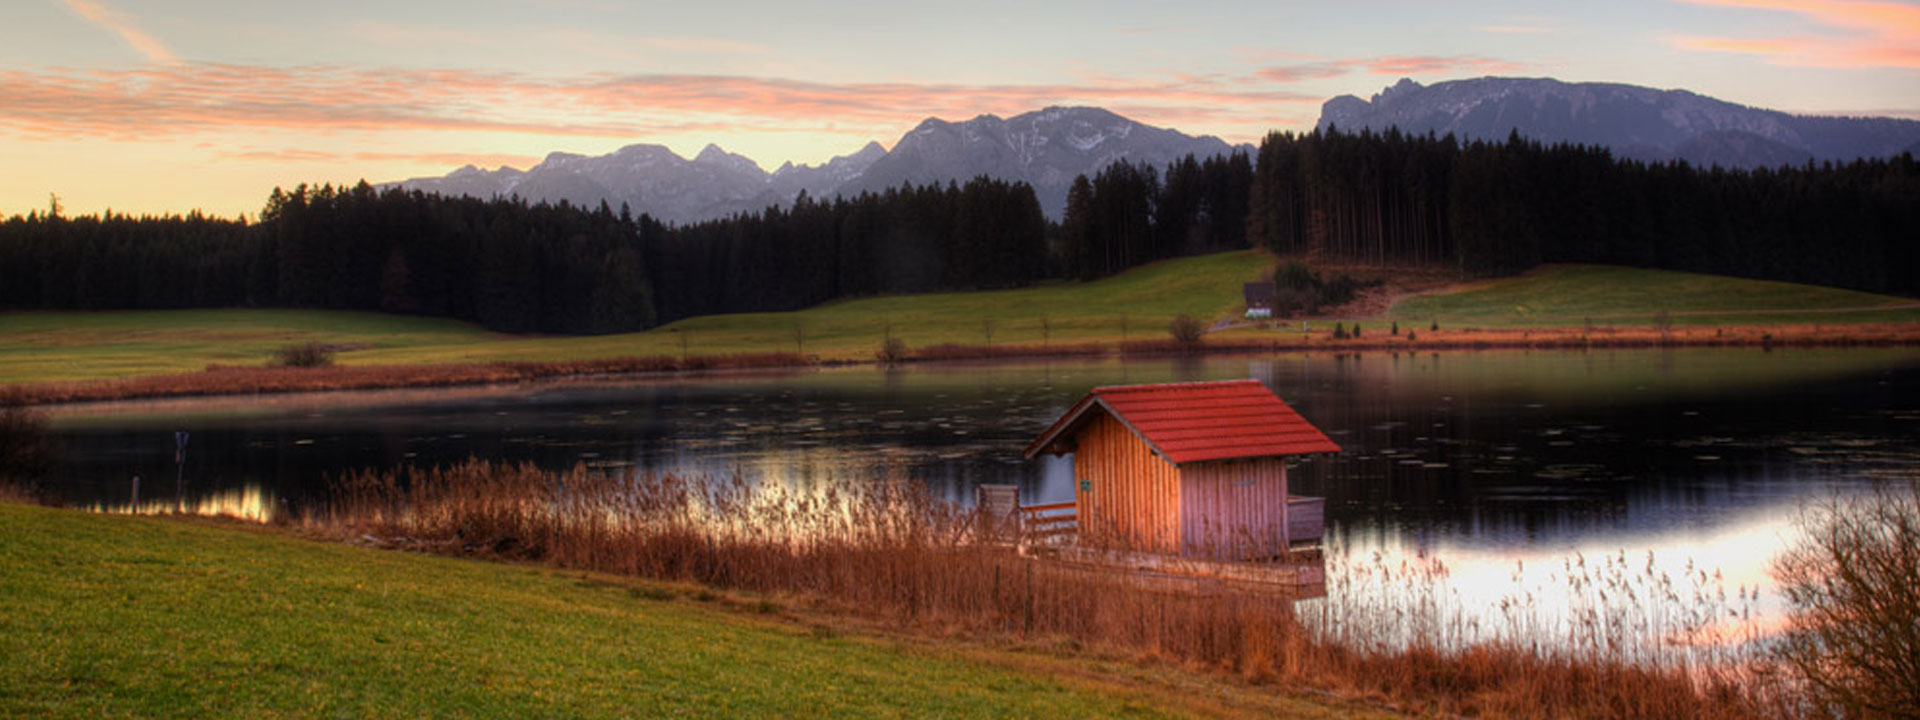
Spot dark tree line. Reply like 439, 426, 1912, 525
1248, 128, 1920, 294
0, 177, 1051, 333
0, 210, 262, 310
649, 177, 1046, 322
1059, 152, 1256, 280
0, 184, 656, 334
5, 134, 1914, 335
262, 182, 656, 333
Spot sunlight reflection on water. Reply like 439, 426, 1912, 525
45, 348, 1920, 657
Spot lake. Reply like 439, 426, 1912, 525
41, 347, 1920, 652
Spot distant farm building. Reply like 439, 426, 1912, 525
1023, 380, 1339, 559
1242, 282, 1275, 319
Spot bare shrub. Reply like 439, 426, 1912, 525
273, 342, 335, 368
875, 337, 910, 365
1167, 314, 1205, 349
1272, 287, 1320, 317
1772, 480, 1920, 719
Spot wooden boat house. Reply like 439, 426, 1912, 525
1022, 380, 1340, 559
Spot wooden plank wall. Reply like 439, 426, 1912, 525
1286, 496, 1324, 544
1073, 413, 1181, 553
1178, 459, 1291, 559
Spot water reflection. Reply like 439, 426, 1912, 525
42, 348, 1920, 650
84, 481, 282, 524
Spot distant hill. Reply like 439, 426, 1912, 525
1318, 77, 1920, 169
388, 107, 1238, 224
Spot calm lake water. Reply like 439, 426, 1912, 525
42, 347, 1920, 651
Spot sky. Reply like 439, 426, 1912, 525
3, 0, 1916, 218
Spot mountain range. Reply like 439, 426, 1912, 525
390, 78, 1920, 225
390, 107, 1236, 224
1319, 77, 1920, 169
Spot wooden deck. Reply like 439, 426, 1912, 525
1002, 495, 1327, 595
1030, 544, 1326, 599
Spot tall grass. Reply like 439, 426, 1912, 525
316, 461, 1296, 676
304, 460, 1775, 719
1313, 549, 1762, 668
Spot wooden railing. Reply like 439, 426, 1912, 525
1018, 501, 1078, 543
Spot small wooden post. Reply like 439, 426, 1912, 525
975, 484, 1019, 543
130, 475, 139, 513
173, 431, 189, 514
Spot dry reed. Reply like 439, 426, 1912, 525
304, 459, 1780, 719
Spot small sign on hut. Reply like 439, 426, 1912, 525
1023, 380, 1339, 559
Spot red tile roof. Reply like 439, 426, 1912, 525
1023, 379, 1340, 464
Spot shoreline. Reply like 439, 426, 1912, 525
8, 321, 1920, 407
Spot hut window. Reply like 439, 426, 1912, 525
1079, 478, 1092, 492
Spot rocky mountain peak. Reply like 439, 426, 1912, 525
1316, 76, 1920, 169
379, 106, 1215, 223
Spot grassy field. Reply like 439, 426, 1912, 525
1386, 264, 1920, 329
0, 251, 1273, 384
0, 310, 497, 384
5, 255, 1919, 386
0, 502, 1391, 720
349, 249, 1272, 366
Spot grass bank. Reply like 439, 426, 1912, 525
0, 501, 1390, 720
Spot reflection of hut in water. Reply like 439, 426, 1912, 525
1021, 379, 1339, 561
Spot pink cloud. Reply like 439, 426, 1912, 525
1475, 24, 1552, 35
1671, 0, 1920, 68
1255, 55, 1527, 84
1256, 63, 1351, 83
219, 148, 544, 169
0, 64, 1321, 144
637, 36, 773, 56
57, 0, 178, 65
1363, 55, 1526, 76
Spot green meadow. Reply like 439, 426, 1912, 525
1387, 264, 1920, 328
0, 251, 1272, 384
0, 309, 495, 384
4, 253, 1917, 385
0, 503, 1393, 720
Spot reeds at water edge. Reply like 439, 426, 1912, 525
291, 459, 1793, 719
